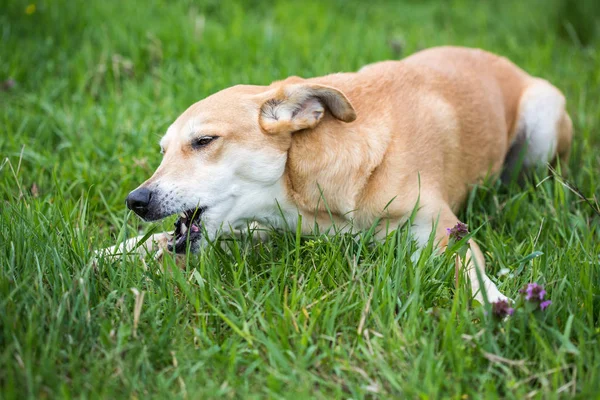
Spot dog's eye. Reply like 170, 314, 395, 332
191, 136, 218, 149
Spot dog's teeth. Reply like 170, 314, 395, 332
180, 223, 188, 235
191, 224, 199, 233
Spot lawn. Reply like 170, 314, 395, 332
1, 0, 599, 398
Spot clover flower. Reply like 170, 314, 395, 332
520, 283, 546, 301
491, 299, 515, 319
519, 283, 551, 311
446, 221, 469, 242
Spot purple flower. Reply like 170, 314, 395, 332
446, 222, 469, 242
492, 299, 515, 319
538, 289, 546, 300
520, 283, 547, 301
519, 283, 552, 311
540, 300, 552, 311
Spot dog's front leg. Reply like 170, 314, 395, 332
94, 232, 183, 264
413, 202, 507, 304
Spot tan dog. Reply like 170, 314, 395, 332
100, 46, 572, 303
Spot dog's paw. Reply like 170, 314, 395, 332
487, 290, 511, 304
92, 232, 174, 265
474, 281, 511, 305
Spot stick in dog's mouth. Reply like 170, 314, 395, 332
168, 207, 206, 253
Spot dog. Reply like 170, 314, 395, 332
98, 46, 572, 303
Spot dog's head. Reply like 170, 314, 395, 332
125, 81, 356, 251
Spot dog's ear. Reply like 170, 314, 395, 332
259, 84, 356, 134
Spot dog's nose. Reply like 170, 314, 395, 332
126, 187, 152, 218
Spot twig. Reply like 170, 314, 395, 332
357, 287, 374, 336
483, 352, 527, 367
547, 164, 600, 218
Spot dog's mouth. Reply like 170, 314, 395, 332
167, 207, 206, 253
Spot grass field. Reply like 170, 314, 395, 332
1, 0, 599, 398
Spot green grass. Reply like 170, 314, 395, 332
1, 0, 599, 398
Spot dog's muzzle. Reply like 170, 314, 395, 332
126, 187, 206, 252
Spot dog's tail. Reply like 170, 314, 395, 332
501, 78, 572, 183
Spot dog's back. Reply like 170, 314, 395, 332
300, 47, 572, 214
